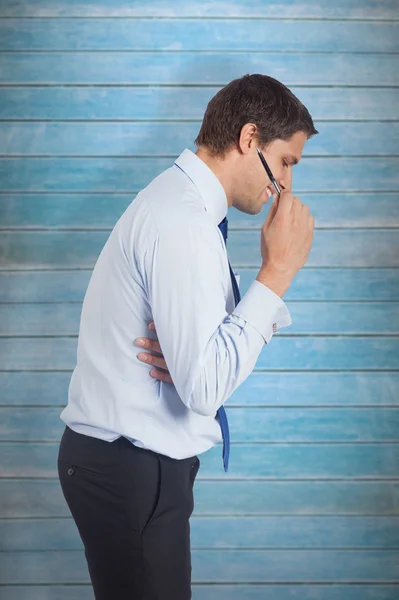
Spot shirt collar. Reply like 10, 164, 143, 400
174, 148, 228, 226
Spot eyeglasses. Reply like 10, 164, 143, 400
256, 147, 281, 196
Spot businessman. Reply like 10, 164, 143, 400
58, 73, 317, 599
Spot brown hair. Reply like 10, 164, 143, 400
195, 73, 318, 155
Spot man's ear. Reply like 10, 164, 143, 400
238, 123, 258, 155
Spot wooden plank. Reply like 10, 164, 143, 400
2, 122, 399, 157
1, 516, 398, 551
198, 480, 399, 516
0, 53, 397, 86
2, 371, 399, 407
0, 271, 93, 302
0, 157, 397, 193
2, 407, 398, 443
228, 230, 399, 268
1, 0, 398, 19
1, 336, 399, 371
2, 442, 399, 478
230, 408, 399, 442
2, 230, 399, 269
0, 588, 94, 600
1, 302, 398, 336
229, 196, 399, 229
1, 584, 399, 600
1, 87, 398, 121
2, 479, 398, 517
2, 269, 399, 303
2, 194, 399, 229
0, 548, 398, 584
1, 19, 397, 52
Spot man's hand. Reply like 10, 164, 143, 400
257, 191, 314, 298
135, 322, 173, 384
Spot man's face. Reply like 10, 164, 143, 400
232, 131, 307, 214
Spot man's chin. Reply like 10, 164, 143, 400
248, 204, 262, 215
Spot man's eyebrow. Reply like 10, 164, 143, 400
286, 154, 299, 165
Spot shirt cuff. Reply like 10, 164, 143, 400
232, 279, 292, 344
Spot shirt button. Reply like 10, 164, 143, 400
67, 467, 75, 476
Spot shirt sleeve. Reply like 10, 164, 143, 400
233, 278, 292, 344
144, 221, 292, 417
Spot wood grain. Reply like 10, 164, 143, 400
1, 87, 398, 120
1, 0, 398, 18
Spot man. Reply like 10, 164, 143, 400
58, 73, 317, 599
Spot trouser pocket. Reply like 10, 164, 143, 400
189, 457, 200, 486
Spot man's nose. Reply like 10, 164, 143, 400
279, 181, 290, 193
279, 175, 292, 193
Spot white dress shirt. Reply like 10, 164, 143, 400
61, 149, 292, 459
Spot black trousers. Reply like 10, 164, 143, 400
57, 426, 200, 600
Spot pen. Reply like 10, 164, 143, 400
256, 147, 281, 196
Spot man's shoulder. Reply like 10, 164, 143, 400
140, 166, 210, 229
143, 164, 196, 203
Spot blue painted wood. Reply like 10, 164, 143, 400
1, 157, 397, 193
228, 372, 399, 406
2, 371, 399, 407
1, 516, 398, 551
2, 479, 398, 518
0, 302, 399, 336
2, 230, 399, 269
0, 53, 397, 85
230, 196, 399, 228
1, 302, 398, 336
195, 481, 399, 515
1, 87, 398, 121
1, 584, 399, 600
192, 549, 399, 583
1, 336, 399, 371
2, 442, 399, 478
1, 19, 397, 52
2, 122, 398, 156
2, 407, 398, 443
229, 408, 399, 442
2, 269, 399, 303
2, 194, 398, 229
0, 271, 94, 302
228, 230, 399, 268
220, 268, 399, 301
1, 0, 398, 19
0, 3, 397, 597
0, 587, 95, 600
1, 549, 398, 584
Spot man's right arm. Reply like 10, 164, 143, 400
144, 221, 292, 417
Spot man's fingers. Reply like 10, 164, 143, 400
137, 352, 168, 371
151, 340, 162, 354
149, 368, 173, 384
265, 195, 279, 226
277, 190, 295, 217
135, 337, 162, 355
135, 323, 172, 383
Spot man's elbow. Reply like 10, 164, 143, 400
183, 370, 221, 417
186, 393, 218, 417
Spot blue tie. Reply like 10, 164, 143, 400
217, 217, 241, 472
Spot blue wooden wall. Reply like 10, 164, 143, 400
1, 1, 399, 598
